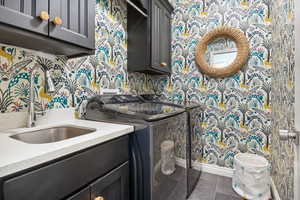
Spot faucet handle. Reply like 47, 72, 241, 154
33, 110, 46, 122
45, 71, 55, 93
79, 100, 88, 118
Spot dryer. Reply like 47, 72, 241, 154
141, 94, 203, 197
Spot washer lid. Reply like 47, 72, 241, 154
103, 102, 185, 121
140, 94, 202, 109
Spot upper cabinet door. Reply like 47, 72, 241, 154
49, 0, 95, 49
0, 0, 49, 35
151, 0, 163, 70
151, 0, 172, 74
159, 8, 171, 73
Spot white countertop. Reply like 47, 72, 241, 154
0, 119, 134, 177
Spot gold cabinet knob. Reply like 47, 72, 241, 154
160, 62, 167, 67
94, 197, 104, 200
52, 17, 63, 25
39, 11, 50, 21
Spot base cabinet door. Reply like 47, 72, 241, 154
66, 187, 90, 200
90, 162, 130, 200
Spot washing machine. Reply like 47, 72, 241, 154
84, 95, 189, 200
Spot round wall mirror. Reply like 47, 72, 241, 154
195, 26, 250, 78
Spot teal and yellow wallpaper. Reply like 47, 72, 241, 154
271, 0, 295, 199
0, 0, 296, 199
153, 0, 273, 168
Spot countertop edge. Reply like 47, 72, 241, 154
0, 125, 134, 178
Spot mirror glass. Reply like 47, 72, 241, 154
205, 37, 237, 69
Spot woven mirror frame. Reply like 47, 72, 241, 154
195, 26, 250, 78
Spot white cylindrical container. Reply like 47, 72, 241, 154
161, 140, 176, 175
232, 153, 271, 200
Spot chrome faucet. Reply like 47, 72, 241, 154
27, 64, 55, 128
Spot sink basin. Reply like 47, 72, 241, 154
10, 126, 97, 144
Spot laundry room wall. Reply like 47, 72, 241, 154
152, 0, 275, 168
271, 0, 295, 199
0, 0, 153, 114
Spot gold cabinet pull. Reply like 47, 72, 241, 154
161, 62, 167, 67
94, 197, 104, 200
52, 17, 63, 25
39, 11, 50, 21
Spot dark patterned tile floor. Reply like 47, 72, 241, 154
188, 173, 241, 200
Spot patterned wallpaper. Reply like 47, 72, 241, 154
0, 0, 153, 114
152, 0, 273, 168
0, 0, 296, 198
271, 0, 295, 199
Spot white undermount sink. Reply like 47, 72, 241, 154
9, 126, 97, 144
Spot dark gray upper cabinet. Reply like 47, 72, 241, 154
0, 0, 49, 35
0, 0, 95, 57
128, 0, 173, 75
49, 0, 95, 49
160, 6, 172, 72
151, 0, 172, 74
151, 0, 161, 70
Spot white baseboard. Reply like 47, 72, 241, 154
176, 157, 280, 200
175, 157, 234, 178
193, 162, 234, 178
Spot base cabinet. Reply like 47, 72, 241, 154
67, 187, 90, 200
0, 136, 130, 200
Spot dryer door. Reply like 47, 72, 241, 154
151, 113, 188, 200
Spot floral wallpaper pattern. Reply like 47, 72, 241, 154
0, 0, 296, 198
152, 0, 273, 168
271, 0, 295, 199
0, 0, 153, 114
